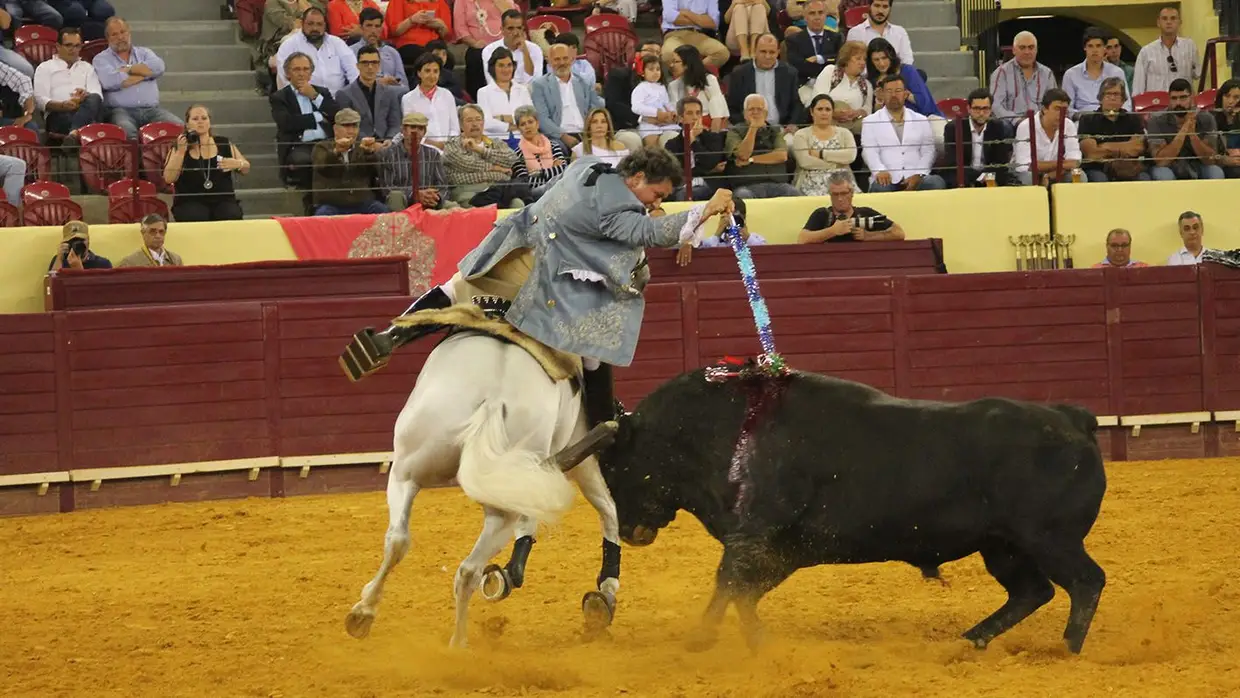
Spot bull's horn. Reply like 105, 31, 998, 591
553, 420, 619, 472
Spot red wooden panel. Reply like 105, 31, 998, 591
697, 295, 892, 321
279, 377, 418, 398
1215, 280, 1240, 301
0, 314, 59, 477
70, 361, 265, 390
1120, 302, 1199, 323
0, 351, 55, 374
282, 434, 394, 458
625, 357, 684, 380
1218, 318, 1240, 336
71, 380, 266, 409
631, 339, 684, 360
699, 314, 893, 337
65, 303, 263, 330
68, 321, 263, 351
906, 269, 1103, 293
908, 360, 1108, 388
906, 379, 1111, 405
1120, 319, 1200, 341
694, 276, 894, 299
1121, 337, 1202, 360
1117, 281, 1200, 304
905, 285, 1105, 312
0, 313, 54, 333
644, 241, 942, 283
787, 365, 896, 391
69, 341, 265, 370
1123, 375, 1203, 397
0, 372, 55, 394
765, 333, 894, 356
70, 470, 272, 509
1122, 394, 1203, 415
72, 400, 266, 430
281, 414, 393, 438
1122, 356, 1202, 378
0, 412, 57, 435
1214, 336, 1240, 355
0, 392, 56, 414
637, 319, 685, 341
909, 342, 1107, 369
75, 419, 269, 447
906, 305, 1103, 331
0, 331, 55, 354
907, 324, 1106, 350
72, 439, 272, 470
275, 296, 413, 321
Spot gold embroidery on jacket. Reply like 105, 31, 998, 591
552, 302, 629, 351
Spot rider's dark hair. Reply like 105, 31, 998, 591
617, 146, 683, 188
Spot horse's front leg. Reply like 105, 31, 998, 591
571, 459, 621, 635
480, 517, 538, 601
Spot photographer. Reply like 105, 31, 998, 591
163, 104, 248, 221
48, 221, 113, 271
797, 169, 905, 243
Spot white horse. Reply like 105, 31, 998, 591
344, 330, 622, 647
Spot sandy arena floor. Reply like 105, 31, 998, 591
3, 457, 1240, 698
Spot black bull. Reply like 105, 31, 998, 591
595, 368, 1107, 654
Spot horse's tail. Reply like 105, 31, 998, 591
456, 400, 576, 525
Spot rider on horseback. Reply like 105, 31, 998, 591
340, 146, 735, 427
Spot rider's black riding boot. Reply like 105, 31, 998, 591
339, 285, 453, 381
582, 362, 620, 428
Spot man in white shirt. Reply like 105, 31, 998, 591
860, 73, 945, 192
1132, 5, 1200, 96
32, 26, 106, 137
989, 31, 1057, 122
275, 7, 358, 92
481, 10, 543, 87
531, 43, 604, 150
1012, 88, 1081, 185
845, 0, 913, 66
1167, 210, 1207, 266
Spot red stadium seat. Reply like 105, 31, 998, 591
0, 139, 52, 183
22, 179, 71, 205
16, 38, 57, 67
107, 178, 169, 224
236, 0, 265, 38
584, 13, 631, 34
139, 121, 183, 192
583, 26, 637, 83
80, 39, 108, 63
527, 14, 572, 37
1197, 89, 1217, 110
937, 98, 969, 121
844, 5, 869, 29
0, 201, 19, 226
77, 123, 138, 194
22, 199, 83, 227
0, 125, 39, 145
14, 24, 56, 46
1132, 91, 1170, 113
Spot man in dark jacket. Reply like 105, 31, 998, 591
725, 34, 803, 127
942, 88, 1014, 188
663, 95, 726, 200
270, 51, 339, 189
784, 0, 841, 86
310, 107, 388, 216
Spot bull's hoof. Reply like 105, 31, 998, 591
961, 631, 989, 650
345, 603, 376, 639
480, 564, 512, 602
581, 590, 616, 636
684, 626, 719, 653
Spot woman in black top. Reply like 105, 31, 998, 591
163, 104, 250, 222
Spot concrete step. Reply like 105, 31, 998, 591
161, 70, 259, 93
240, 153, 285, 190
237, 187, 307, 217
214, 123, 277, 152
112, 0, 222, 22
927, 76, 980, 100
908, 26, 963, 54
150, 44, 251, 73
914, 50, 975, 79
890, 1, 957, 27
162, 91, 271, 125
129, 20, 238, 45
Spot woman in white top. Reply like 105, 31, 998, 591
809, 40, 872, 137
630, 54, 680, 146
792, 94, 857, 195
400, 53, 460, 149
475, 47, 532, 141
571, 108, 630, 165
666, 45, 728, 131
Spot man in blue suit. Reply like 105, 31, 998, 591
530, 43, 604, 152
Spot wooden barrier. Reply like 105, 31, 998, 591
644, 239, 947, 283
3, 264, 1238, 515
45, 257, 412, 311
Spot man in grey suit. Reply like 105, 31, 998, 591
340, 148, 735, 426
530, 43, 605, 151
334, 46, 402, 142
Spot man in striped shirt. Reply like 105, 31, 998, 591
1132, 5, 1200, 96
378, 111, 454, 211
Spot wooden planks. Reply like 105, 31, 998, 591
1112, 266, 1204, 415
1204, 264, 1240, 411
616, 284, 685, 408
643, 240, 945, 283
0, 313, 59, 476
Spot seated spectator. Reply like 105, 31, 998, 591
604, 40, 663, 140
1012, 88, 1081, 186
0, 6, 33, 77
726, 34, 804, 127
866, 36, 940, 117
311, 107, 389, 215
552, 32, 597, 93
477, 48, 532, 141
49, 221, 112, 272
351, 7, 409, 92
666, 45, 728, 133
809, 39, 872, 138
327, 0, 383, 44
725, 94, 801, 199
424, 39, 465, 102
164, 105, 249, 222
664, 96, 725, 200
0, 61, 37, 135
271, 52, 339, 188
453, 0, 517, 98
1062, 27, 1131, 117
6, 0, 61, 30
723, 0, 770, 62
1213, 78, 1240, 178
384, 0, 452, 72
660, 0, 730, 69
989, 31, 1056, 124
531, 43, 604, 152
1091, 228, 1147, 268
46, 0, 114, 40
510, 105, 569, 187
631, 54, 680, 147
846, 0, 912, 64
793, 94, 857, 196
378, 111, 454, 210
116, 214, 183, 267
1167, 210, 1206, 266
275, 8, 359, 92
255, 0, 304, 94
943, 88, 1014, 188
797, 169, 905, 242
860, 74, 946, 192
787, 1, 841, 93
33, 28, 107, 139
336, 45, 403, 141
443, 103, 525, 207
93, 17, 183, 139
1077, 77, 1147, 183
592, 0, 637, 22
1147, 78, 1226, 182
676, 195, 765, 265
481, 10, 542, 87
401, 52, 459, 148
1104, 36, 1134, 92
573, 107, 630, 166
0, 153, 25, 205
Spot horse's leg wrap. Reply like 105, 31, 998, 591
340, 285, 453, 381
505, 535, 535, 589
583, 363, 619, 428
597, 538, 621, 589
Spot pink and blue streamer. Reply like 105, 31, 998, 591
720, 216, 786, 375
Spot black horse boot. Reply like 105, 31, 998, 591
339, 285, 453, 381
582, 362, 621, 428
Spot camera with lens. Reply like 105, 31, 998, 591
828, 210, 890, 232
186, 130, 199, 145
68, 238, 88, 258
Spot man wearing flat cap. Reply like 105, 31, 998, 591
48, 220, 112, 271
311, 107, 389, 216
378, 111, 454, 211
116, 214, 183, 267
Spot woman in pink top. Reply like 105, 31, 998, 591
453, 0, 515, 97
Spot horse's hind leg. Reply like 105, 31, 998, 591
480, 517, 538, 602
962, 538, 1056, 650
571, 459, 622, 634
451, 506, 519, 648
345, 474, 420, 639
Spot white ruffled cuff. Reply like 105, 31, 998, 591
677, 204, 710, 246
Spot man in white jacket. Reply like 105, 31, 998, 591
860, 73, 945, 192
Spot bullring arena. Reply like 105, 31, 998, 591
4, 182, 1240, 697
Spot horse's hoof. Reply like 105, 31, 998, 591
345, 604, 375, 639
480, 564, 512, 602
448, 633, 469, 649
684, 627, 719, 653
581, 590, 615, 634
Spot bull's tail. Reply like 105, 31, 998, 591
456, 401, 576, 525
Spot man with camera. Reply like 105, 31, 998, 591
48, 220, 113, 271
797, 169, 905, 243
